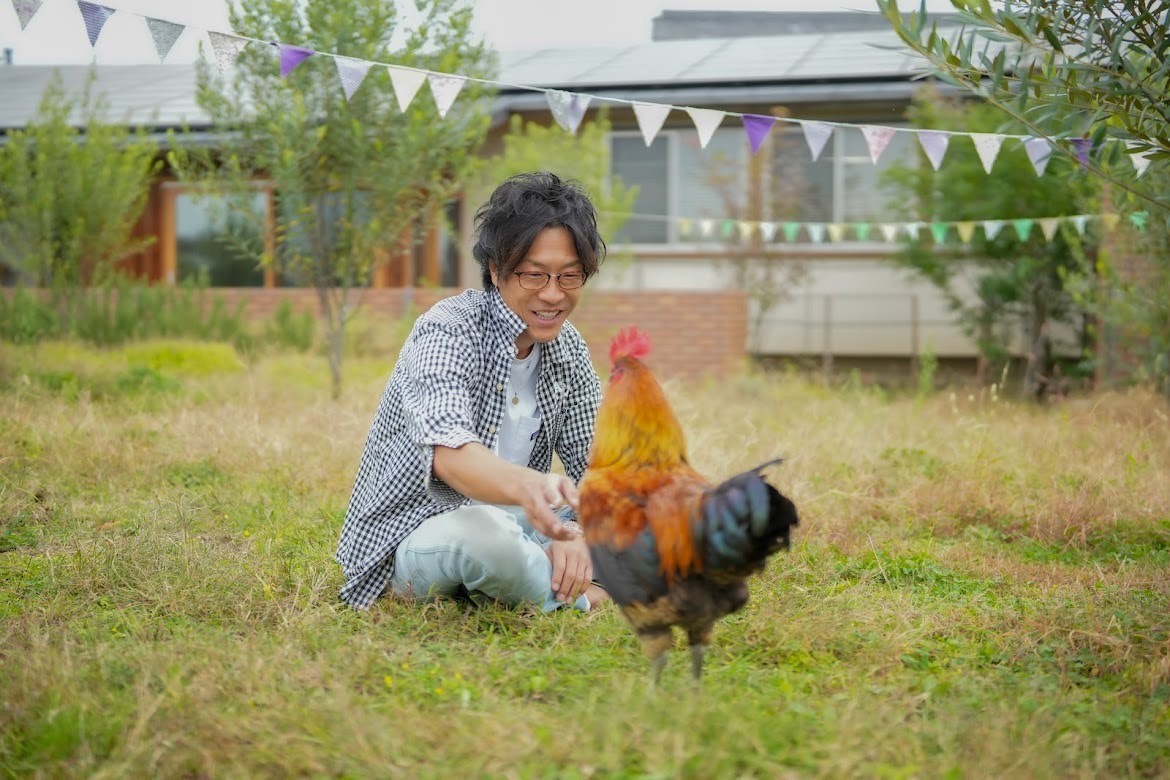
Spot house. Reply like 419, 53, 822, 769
0, 10, 992, 371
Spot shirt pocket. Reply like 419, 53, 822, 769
509, 414, 543, 466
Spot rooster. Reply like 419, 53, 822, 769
578, 327, 799, 684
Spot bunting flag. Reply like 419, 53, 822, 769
1124, 141, 1153, 177
759, 222, 777, 241
207, 31, 248, 71
971, 133, 1004, 174
678, 218, 692, 236
826, 223, 845, 243
1023, 137, 1052, 177
547, 90, 591, 134
13, 0, 43, 30
388, 66, 426, 112
1038, 217, 1060, 241
632, 102, 670, 146
801, 121, 833, 161
741, 113, 776, 154
334, 56, 373, 101
855, 223, 871, 241
736, 221, 754, 239
279, 44, 314, 77
955, 221, 976, 243
860, 125, 896, 163
1072, 215, 1089, 235
879, 224, 899, 242
918, 130, 950, 171
1071, 138, 1093, 169
1129, 211, 1148, 231
983, 220, 1004, 240
1013, 219, 1034, 240
720, 220, 735, 239
77, 1, 114, 47
145, 17, 184, 62
904, 223, 920, 241
806, 223, 826, 243
1102, 213, 1120, 230
929, 222, 949, 244
427, 74, 464, 119
782, 222, 800, 242
699, 219, 714, 238
686, 108, 724, 149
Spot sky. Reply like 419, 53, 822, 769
0, 0, 961, 66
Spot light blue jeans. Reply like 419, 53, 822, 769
388, 504, 589, 612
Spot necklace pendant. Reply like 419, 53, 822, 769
511, 395, 519, 406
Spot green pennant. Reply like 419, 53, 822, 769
929, 222, 949, 244
854, 223, 871, 241
782, 222, 801, 242
1130, 211, 1148, 232
1013, 219, 1034, 240
720, 220, 735, 238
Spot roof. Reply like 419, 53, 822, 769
0, 25, 946, 132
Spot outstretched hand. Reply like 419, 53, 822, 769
517, 472, 578, 541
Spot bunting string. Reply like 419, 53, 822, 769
10, 0, 1157, 182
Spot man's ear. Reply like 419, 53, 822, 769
489, 262, 499, 287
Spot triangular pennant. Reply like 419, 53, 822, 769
388, 66, 427, 112
1071, 137, 1093, 169
983, 220, 1005, 240
1129, 211, 1148, 232
334, 56, 373, 101
806, 223, 826, 243
929, 222, 949, 244
827, 223, 845, 243
279, 44, 314, 77
13, 0, 43, 30
1023, 137, 1052, 177
971, 133, 1005, 174
800, 121, 834, 161
1072, 215, 1089, 235
546, 90, 592, 134
1038, 217, 1060, 241
207, 31, 248, 71
77, 1, 114, 47
956, 221, 976, 243
427, 74, 465, 119
759, 222, 777, 241
860, 125, 897, 164
904, 222, 921, 241
145, 18, 184, 61
782, 222, 800, 242
739, 221, 758, 240
742, 114, 777, 155
720, 220, 736, 239
686, 108, 725, 149
699, 219, 714, 238
1102, 213, 1120, 230
917, 130, 950, 171
1013, 219, 1034, 240
879, 224, 899, 242
678, 218, 692, 237
1124, 141, 1153, 177
632, 102, 670, 146
855, 223, 871, 241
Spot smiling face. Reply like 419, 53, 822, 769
490, 226, 584, 358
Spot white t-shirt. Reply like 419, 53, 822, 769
495, 343, 542, 466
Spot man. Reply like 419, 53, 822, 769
337, 172, 609, 613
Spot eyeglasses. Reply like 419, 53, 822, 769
512, 271, 588, 291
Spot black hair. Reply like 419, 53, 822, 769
471, 171, 606, 290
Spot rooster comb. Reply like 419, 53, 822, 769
609, 326, 652, 365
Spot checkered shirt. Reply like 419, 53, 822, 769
335, 287, 602, 609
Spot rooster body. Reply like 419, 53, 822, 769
578, 328, 799, 683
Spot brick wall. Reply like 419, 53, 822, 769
206, 287, 748, 379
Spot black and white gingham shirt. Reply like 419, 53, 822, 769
336, 287, 602, 609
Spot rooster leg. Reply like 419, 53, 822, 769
637, 629, 673, 688
686, 625, 714, 683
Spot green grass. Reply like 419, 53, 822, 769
2, 341, 1169, 777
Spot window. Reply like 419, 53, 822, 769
609, 121, 916, 245
175, 190, 268, 286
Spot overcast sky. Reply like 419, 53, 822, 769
1, 0, 960, 65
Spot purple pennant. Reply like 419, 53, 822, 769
279, 44, 314, 77
917, 130, 950, 171
77, 1, 114, 47
741, 114, 777, 155
1071, 137, 1093, 169
14, 0, 45, 31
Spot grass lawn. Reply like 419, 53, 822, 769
2, 340, 1168, 777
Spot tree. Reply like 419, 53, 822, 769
173, 0, 494, 399
882, 86, 1099, 395
0, 71, 159, 327
877, 0, 1170, 393
472, 113, 637, 259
